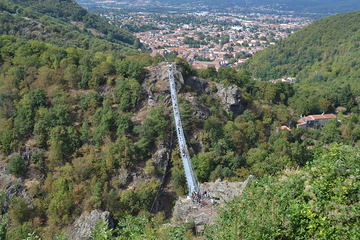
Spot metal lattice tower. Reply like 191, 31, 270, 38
168, 63, 199, 195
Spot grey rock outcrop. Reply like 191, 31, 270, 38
151, 141, 169, 171
202, 175, 254, 204
172, 175, 254, 232
0, 158, 27, 202
184, 76, 209, 92
184, 76, 242, 118
67, 209, 114, 239
214, 84, 243, 118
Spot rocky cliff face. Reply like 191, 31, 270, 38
172, 175, 254, 232
66, 209, 114, 239
184, 76, 243, 118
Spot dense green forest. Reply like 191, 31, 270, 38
242, 11, 360, 115
1, 1, 360, 238
0, 0, 138, 53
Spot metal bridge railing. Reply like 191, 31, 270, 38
168, 63, 199, 195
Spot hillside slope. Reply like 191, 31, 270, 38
0, 0, 137, 53
243, 11, 360, 83
204, 144, 360, 239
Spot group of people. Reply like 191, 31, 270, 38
191, 189, 215, 207
153, 67, 159, 74
191, 191, 203, 206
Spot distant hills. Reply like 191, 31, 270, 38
159, 0, 360, 14
76, 0, 360, 15
0, 0, 138, 53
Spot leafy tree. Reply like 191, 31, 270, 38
7, 155, 26, 176
79, 91, 102, 110
0, 214, 9, 240
117, 112, 134, 137
145, 160, 155, 175
31, 151, 44, 164
8, 196, 31, 227
47, 176, 75, 226
93, 107, 119, 146
321, 118, 342, 144
117, 59, 145, 82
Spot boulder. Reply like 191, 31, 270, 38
214, 84, 243, 118
202, 175, 254, 204
151, 141, 169, 171
67, 209, 114, 239
184, 76, 209, 92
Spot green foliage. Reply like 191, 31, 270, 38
88, 219, 113, 240
0, 214, 9, 240
243, 11, 360, 112
117, 112, 134, 137
8, 196, 31, 227
145, 160, 156, 175
204, 144, 360, 239
47, 175, 75, 226
7, 222, 37, 240
211, 85, 218, 93
80, 91, 102, 110
93, 107, 119, 146
47, 126, 79, 168
0, 0, 137, 51
113, 77, 140, 112
135, 105, 168, 158
244, 11, 360, 80
31, 151, 45, 164
119, 178, 160, 215
117, 59, 146, 82
7, 155, 26, 176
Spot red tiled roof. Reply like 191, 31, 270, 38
297, 119, 306, 125
280, 126, 291, 131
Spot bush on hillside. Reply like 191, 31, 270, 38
7, 155, 25, 176
204, 144, 360, 239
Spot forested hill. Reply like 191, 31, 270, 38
242, 11, 360, 83
0, 0, 138, 53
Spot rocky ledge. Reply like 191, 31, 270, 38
66, 209, 114, 239
172, 175, 254, 232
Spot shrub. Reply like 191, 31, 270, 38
7, 155, 25, 176
145, 160, 155, 175
79, 91, 102, 110
205, 144, 360, 239
151, 86, 159, 93
211, 85, 218, 93
31, 151, 44, 164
